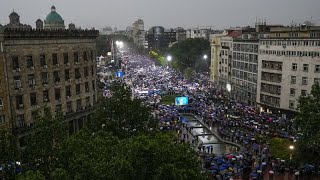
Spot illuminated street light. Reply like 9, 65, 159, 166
167, 55, 172, 62
203, 54, 208, 60
289, 145, 294, 150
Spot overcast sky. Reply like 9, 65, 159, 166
1, 0, 319, 30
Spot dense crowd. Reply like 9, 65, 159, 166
102, 54, 317, 179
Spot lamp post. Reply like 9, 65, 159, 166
167, 55, 172, 68
226, 83, 232, 114
289, 145, 294, 160
203, 54, 208, 60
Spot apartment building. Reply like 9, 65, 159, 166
257, 25, 320, 113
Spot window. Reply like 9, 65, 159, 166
303, 64, 309, 72
91, 66, 94, 76
76, 84, 81, 95
55, 88, 61, 101
41, 72, 48, 84
84, 67, 89, 77
85, 82, 89, 92
54, 71, 60, 82
83, 52, 88, 61
30, 93, 37, 106
315, 78, 320, 85
289, 100, 295, 109
52, 54, 58, 65
301, 90, 307, 97
65, 69, 70, 81
0, 115, 5, 124
66, 85, 71, 97
16, 114, 25, 128
75, 68, 81, 79
290, 88, 295, 96
292, 63, 297, 71
0, 98, 3, 107
90, 50, 94, 61
16, 95, 23, 109
14, 76, 21, 89
43, 90, 49, 102
92, 80, 95, 91
40, 55, 46, 66
74, 52, 79, 63
28, 74, 36, 87
291, 76, 296, 84
315, 65, 320, 73
67, 101, 72, 113
12, 56, 19, 69
76, 99, 82, 110
302, 77, 308, 85
56, 104, 62, 113
26, 56, 33, 68
63, 53, 69, 64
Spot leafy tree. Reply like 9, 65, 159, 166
22, 108, 67, 179
92, 83, 158, 138
184, 67, 195, 80
16, 170, 45, 180
269, 138, 292, 161
295, 84, 320, 165
168, 38, 210, 72
0, 129, 20, 179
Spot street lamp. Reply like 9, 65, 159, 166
289, 145, 294, 160
167, 55, 172, 62
203, 54, 208, 60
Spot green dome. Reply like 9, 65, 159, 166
45, 6, 64, 24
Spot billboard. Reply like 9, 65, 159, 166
175, 97, 188, 106
115, 71, 123, 78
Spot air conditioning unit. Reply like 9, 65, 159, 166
44, 98, 48, 102
19, 104, 24, 108
18, 88, 23, 91
30, 66, 35, 70
56, 64, 60, 67
44, 65, 48, 69
66, 96, 70, 99
32, 86, 36, 89
16, 68, 21, 72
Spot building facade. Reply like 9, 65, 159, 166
0, 8, 99, 146
132, 19, 145, 48
257, 25, 320, 113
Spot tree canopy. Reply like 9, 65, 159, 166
295, 84, 320, 164
168, 38, 210, 72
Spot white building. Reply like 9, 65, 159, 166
257, 25, 320, 113
132, 19, 145, 48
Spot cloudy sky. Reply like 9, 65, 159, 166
0, 0, 319, 30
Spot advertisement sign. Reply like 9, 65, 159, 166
175, 97, 189, 106
115, 71, 123, 78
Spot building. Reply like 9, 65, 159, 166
100, 26, 113, 35
257, 25, 320, 113
186, 27, 223, 40
146, 26, 177, 51
132, 19, 145, 48
0, 8, 99, 146
175, 27, 187, 42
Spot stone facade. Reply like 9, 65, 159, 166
0, 28, 99, 145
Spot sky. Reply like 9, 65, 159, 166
0, 0, 320, 30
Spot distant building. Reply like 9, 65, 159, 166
5, 10, 32, 29
35, 19, 43, 29
175, 27, 187, 42
0, 7, 99, 146
186, 27, 222, 40
132, 19, 145, 48
100, 26, 113, 35
146, 26, 177, 51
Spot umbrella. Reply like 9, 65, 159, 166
269, 170, 275, 174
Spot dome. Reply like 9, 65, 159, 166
9, 11, 19, 17
45, 6, 64, 24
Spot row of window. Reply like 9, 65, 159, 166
290, 88, 308, 97
290, 76, 320, 85
233, 43, 259, 53
232, 52, 258, 63
16, 96, 94, 128
232, 61, 258, 73
15, 81, 96, 109
11, 51, 95, 70
13, 66, 95, 89
261, 83, 281, 95
260, 40, 320, 47
291, 63, 320, 73
261, 72, 282, 83
261, 60, 283, 71
231, 78, 257, 93
232, 70, 257, 83
260, 94, 280, 107
260, 50, 320, 57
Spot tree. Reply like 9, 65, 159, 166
92, 83, 158, 138
168, 38, 210, 72
0, 129, 20, 179
22, 108, 67, 179
295, 84, 320, 165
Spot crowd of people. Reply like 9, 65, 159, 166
103, 54, 317, 179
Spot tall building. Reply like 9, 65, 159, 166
0, 7, 99, 146
257, 25, 320, 113
132, 19, 145, 48
146, 26, 177, 52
